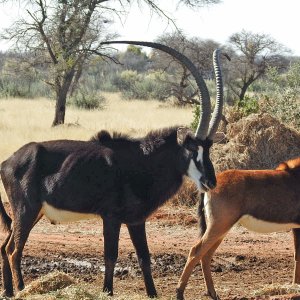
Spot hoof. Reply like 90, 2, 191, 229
1, 289, 14, 298
148, 293, 158, 298
176, 288, 184, 300
204, 291, 221, 300
102, 288, 113, 296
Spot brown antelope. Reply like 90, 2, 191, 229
176, 157, 300, 300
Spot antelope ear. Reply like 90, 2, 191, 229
177, 127, 197, 151
177, 127, 190, 145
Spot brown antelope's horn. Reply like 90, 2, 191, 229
101, 40, 211, 141
207, 49, 225, 140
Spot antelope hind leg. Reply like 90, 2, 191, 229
1, 231, 14, 297
293, 228, 300, 284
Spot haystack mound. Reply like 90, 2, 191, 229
16, 271, 76, 298
212, 113, 300, 172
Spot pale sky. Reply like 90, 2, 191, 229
0, 0, 299, 56
117, 0, 300, 56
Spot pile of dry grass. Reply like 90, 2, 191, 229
16, 271, 76, 299
169, 178, 199, 207
212, 113, 300, 172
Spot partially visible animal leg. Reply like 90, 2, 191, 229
102, 217, 121, 296
127, 222, 157, 298
1, 230, 14, 297
6, 207, 42, 292
293, 228, 300, 283
201, 238, 224, 300
176, 224, 230, 300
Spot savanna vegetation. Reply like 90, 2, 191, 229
0, 1, 300, 299
0, 29, 299, 131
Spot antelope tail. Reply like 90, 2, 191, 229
198, 193, 207, 237
0, 193, 12, 233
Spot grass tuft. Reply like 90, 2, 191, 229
253, 283, 300, 297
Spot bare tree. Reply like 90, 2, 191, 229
0, 0, 221, 126
227, 30, 290, 101
151, 32, 220, 105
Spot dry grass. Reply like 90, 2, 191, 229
15, 271, 154, 300
254, 283, 300, 297
15, 271, 76, 299
0, 93, 193, 162
15, 271, 300, 300
211, 113, 300, 172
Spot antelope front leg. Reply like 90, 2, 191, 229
292, 228, 300, 283
127, 223, 157, 298
102, 218, 121, 296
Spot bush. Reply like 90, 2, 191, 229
236, 95, 260, 116
69, 88, 106, 110
111, 70, 169, 100
0, 79, 31, 98
260, 63, 300, 130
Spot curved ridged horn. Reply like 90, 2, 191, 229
101, 40, 211, 141
207, 49, 224, 140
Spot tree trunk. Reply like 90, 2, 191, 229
239, 76, 256, 101
52, 91, 67, 126
239, 85, 248, 101
239, 80, 253, 100
52, 72, 75, 126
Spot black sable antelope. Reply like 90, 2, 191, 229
0, 42, 225, 298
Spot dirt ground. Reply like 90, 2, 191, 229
0, 204, 299, 300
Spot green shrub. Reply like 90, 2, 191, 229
114, 70, 140, 92
236, 95, 260, 116
0, 80, 30, 98
259, 63, 300, 129
112, 70, 169, 100
69, 88, 106, 110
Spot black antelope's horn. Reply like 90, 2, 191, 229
101, 40, 211, 141
207, 49, 223, 140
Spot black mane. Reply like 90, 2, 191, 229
90, 130, 132, 143
90, 127, 179, 155
140, 127, 178, 155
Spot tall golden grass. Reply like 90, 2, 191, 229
0, 93, 193, 162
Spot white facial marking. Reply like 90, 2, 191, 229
187, 146, 205, 192
41, 202, 98, 224
238, 215, 300, 233
187, 160, 201, 189
197, 146, 204, 163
